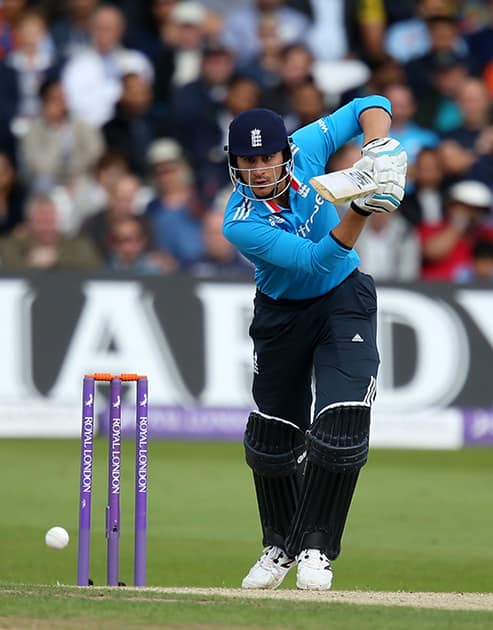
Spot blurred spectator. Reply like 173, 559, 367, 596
454, 238, 493, 281
19, 77, 104, 193
123, 0, 177, 112
345, 0, 387, 65
172, 45, 242, 200
290, 80, 326, 130
50, 0, 99, 61
197, 72, 260, 199
356, 212, 421, 281
341, 54, 406, 104
188, 210, 253, 276
200, 0, 250, 13
443, 77, 493, 143
4, 10, 58, 134
383, 82, 439, 171
385, 0, 464, 63
0, 62, 18, 161
70, 148, 132, 231
307, 0, 390, 106
439, 77, 493, 186
166, 1, 208, 88
260, 43, 313, 126
103, 71, 167, 178
400, 147, 447, 227
419, 179, 493, 279
0, 0, 30, 61
416, 50, 470, 132
466, 0, 493, 93
167, 35, 234, 136
307, 0, 351, 63
365, 55, 406, 93
0, 192, 102, 269
105, 215, 175, 273
128, 1, 223, 108
0, 150, 26, 235
469, 126, 493, 189
457, 0, 490, 34
145, 137, 206, 266
62, 4, 154, 126
80, 172, 143, 258
240, 12, 282, 89
220, 0, 310, 66
126, 0, 178, 61
404, 15, 472, 102
383, 0, 420, 23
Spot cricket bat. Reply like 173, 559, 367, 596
310, 168, 377, 203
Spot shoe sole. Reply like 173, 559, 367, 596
242, 572, 289, 589
297, 582, 332, 590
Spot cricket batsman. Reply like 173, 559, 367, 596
222, 97, 407, 590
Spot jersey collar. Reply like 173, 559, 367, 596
260, 172, 304, 214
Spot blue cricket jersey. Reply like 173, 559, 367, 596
223, 96, 392, 299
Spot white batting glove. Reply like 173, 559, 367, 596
351, 137, 407, 215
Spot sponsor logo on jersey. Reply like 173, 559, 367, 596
296, 193, 325, 237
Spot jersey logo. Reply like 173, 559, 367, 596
251, 128, 262, 147
268, 214, 286, 226
318, 119, 328, 133
297, 183, 310, 198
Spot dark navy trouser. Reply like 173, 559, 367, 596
249, 269, 380, 431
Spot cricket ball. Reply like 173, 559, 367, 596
45, 526, 70, 550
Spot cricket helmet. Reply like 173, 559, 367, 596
225, 108, 293, 200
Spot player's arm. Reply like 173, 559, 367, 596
331, 210, 368, 250
223, 220, 352, 275
311, 107, 407, 246
359, 106, 391, 146
291, 95, 392, 169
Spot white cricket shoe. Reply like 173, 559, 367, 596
241, 545, 296, 589
296, 549, 333, 590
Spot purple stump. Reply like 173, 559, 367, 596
134, 377, 148, 586
106, 377, 122, 586
77, 376, 95, 586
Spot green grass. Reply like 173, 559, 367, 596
0, 587, 492, 630
0, 440, 492, 628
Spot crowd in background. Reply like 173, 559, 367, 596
0, 0, 492, 281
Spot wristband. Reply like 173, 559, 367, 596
350, 202, 372, 217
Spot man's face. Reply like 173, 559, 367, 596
236, 152, 285, 197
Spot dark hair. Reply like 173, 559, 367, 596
96, 149, 130, 172
39, 77, 61, 101
226, 73, 260, 91
425, 15, 459, 27
473, 239, 493, 259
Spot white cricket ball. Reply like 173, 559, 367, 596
45, 526, 70, 550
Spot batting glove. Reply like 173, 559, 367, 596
351, 137, 407, 215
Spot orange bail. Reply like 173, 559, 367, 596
85, 373, 114, 381
120, 373, 143, 381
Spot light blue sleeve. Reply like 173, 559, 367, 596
291, 95, 392, 172
223, 220, 351, 275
